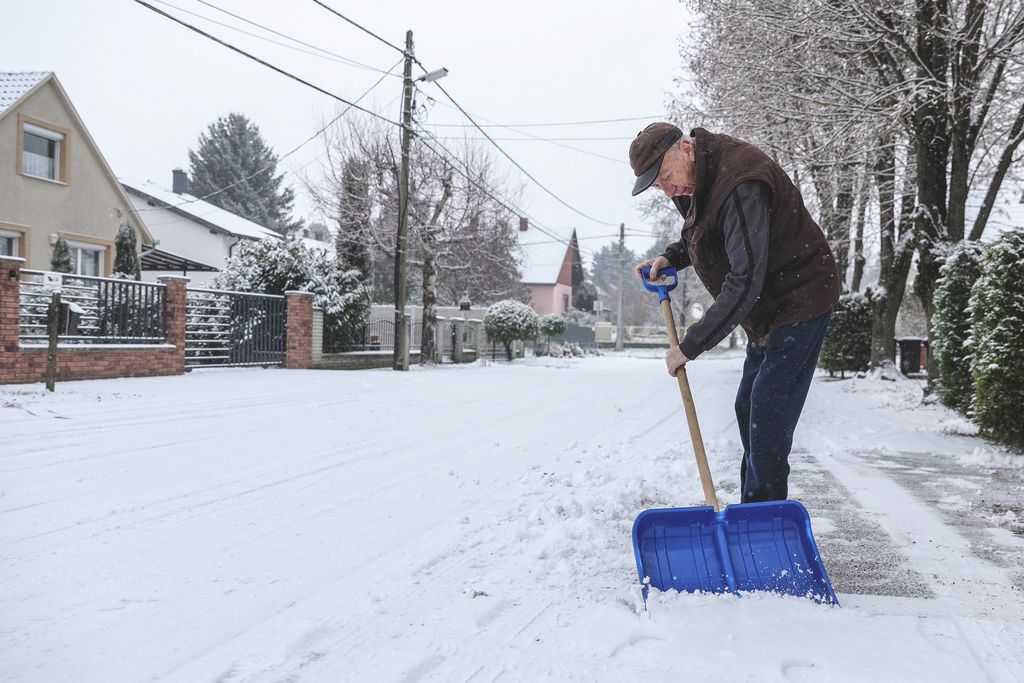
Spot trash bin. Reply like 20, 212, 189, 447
896, 337, 928, 375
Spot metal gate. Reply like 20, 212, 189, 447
185, 288, 286, 368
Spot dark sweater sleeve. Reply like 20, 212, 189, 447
679, 180, 770, 359
660, 240, 692, 270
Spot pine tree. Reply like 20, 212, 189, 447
970, 228, 1024, 450
933, 241, 985, 415
113, 224, 141, 279
819, 293, 871, 378
50, 236, 73, 273
335, 156, 371, 277
188, 113, 300, 235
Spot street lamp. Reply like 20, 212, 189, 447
417, 67, 449, 83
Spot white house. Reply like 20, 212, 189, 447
122, 171, 282, 287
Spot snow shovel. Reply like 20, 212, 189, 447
631, 266, 838, 605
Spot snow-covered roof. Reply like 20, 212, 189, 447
121, 179, 282, 242
517, 226, 577, 285
297, 236, 334, 256
0, 72, 49, 117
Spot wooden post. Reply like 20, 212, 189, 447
45, 291, 61, 392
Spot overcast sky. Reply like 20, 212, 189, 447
1, 0, 695, 265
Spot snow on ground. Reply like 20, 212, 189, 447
1, 354, 1022, 682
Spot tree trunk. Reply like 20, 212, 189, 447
833, 163, 856, 289
870, 140, 916, 368
417, 172, 453, 366
911, 0, 951, 385
946, 0, 986, 244
420, 245, 439, 365
851, 169, 869, 292
969, 100, 1024, 241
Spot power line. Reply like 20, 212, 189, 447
429, 135, 635, 142
423, 100, 637, 163
151, 0, 397, 76
308, 0, 406, 55
299, 2, 618, 228
133, 0, 402, 129
425, 81, 620, 227
413, 124, 593, 256
135, 2, 615, 255
131, 56, 405, 213
423, 129, 622, 163
426, 115, 664, 128
188, 0, 401, 76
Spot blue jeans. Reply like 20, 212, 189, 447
735, 310, 832, 503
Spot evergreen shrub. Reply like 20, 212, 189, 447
970, 228, 1024, 450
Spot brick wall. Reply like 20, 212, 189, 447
285, 291, 313, 369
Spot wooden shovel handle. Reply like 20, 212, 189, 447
661, 299, 720, 511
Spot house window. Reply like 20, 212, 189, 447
0, 229, 19, 257
68, 243, 103, 276
22, 122, 64, 181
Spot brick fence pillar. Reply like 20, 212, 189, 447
0, 256, 23, 357
158, 276, 189, 374
285, 291, 313, 369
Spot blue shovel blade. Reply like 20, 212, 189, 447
632, 500, 839, 604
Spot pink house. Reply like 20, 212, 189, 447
517, 220, 582, 315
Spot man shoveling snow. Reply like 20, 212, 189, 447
630, 123, 839, 503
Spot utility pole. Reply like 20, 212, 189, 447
615, 222, 625, 352
393, 29, 415, 371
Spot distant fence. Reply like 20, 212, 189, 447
18, 269, 167, 346
549, 323, 596, 346
348, 317, 397, 352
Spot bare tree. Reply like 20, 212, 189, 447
673, 0, 1024, 373
303, 114, 524, 361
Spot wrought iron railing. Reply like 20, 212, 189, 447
18, 270, 167, 345
185, 288, 286, 368
348, 318, 397, 352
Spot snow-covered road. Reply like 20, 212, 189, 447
2, 355, 1022, 682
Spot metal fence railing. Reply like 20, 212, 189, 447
19, 270, 167, 346
347, 318, 397, 352
185, 288, 286, 368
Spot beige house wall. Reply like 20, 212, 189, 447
0, 78, 148, 275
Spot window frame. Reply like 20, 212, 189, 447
66, 241, 105, 277
17, 114, 71, 184
56, 233, 114, 277
0, 223, 29, 261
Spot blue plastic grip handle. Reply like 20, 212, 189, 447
641, 266, 678, 303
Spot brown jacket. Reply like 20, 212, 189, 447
663, 128, 839, 349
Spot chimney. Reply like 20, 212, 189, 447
172, 168, 188, 194
519, 216, 529, 231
